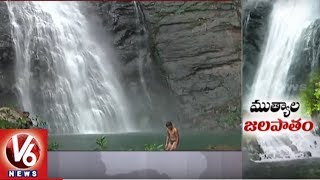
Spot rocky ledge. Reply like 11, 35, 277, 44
0, 107, 34, 129
0, 2, 17, 107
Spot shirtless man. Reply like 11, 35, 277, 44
165, 121, 179, 151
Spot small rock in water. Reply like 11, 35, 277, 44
289, 144, 298, 152
250, 153, 262, 161
296, 152, 303, 158
303, 151, 312, 158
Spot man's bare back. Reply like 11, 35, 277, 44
165, 121, 179, 151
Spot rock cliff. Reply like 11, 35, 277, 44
0, 2, 17, 107
92, 1, 241, 130
242, 0, 272, 97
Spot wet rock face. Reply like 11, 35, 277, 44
0, 2, 17, 107
286, 19, 320, 96
91, 2, 180, 128
78, 1, 242, 129
242, 0, 273, 97
243, 135, 264, 161
142, 2, 241, 129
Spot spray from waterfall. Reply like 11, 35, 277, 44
245, 0, 320, 161
7, 1, 136, 134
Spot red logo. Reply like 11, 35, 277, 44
0, 129, 48, 179
6, 134, 41, 169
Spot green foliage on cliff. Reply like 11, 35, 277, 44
0, 107, 48, 129
219, 107, 241, 128
0, 119, 23, 128
0, 118, 31, 129
300, 71, 320, 116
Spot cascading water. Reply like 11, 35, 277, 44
7, 1, 136, 134
245, 0, 320, 161
133, 1, 152, 104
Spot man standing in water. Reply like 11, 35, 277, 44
165, 121, 179, 151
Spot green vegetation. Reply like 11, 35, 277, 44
0, 119, 23, 128
0, 107, 48, 129
0, 118, 30, 129
0, 116, 47, 129
219, 108, 241, 128
0, 107, 57, 151
48, 142, 60, 151
300, 71, 320, 116
144, 143, 164, 151
0, 107, 24, 128
95, 136, 108, 150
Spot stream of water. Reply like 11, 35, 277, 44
7, 1, 136, 134
245, 0, 320, 161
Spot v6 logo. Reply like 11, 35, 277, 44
6, 134, 41, 169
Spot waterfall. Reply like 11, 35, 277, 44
245, 0, 320, 161
133, 1, 152, 105
7, 1, 136, 134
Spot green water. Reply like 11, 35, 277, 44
49, 131, 241, 151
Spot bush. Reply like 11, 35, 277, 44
0, 118, 29, 129
300, 70, 320, 116
48, 142, 60, 151
219, 108, 241, 128
0, 107, 48, 129
0, 119, 21, 128
95, 136, 108, 150
144, 143, 164, 151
